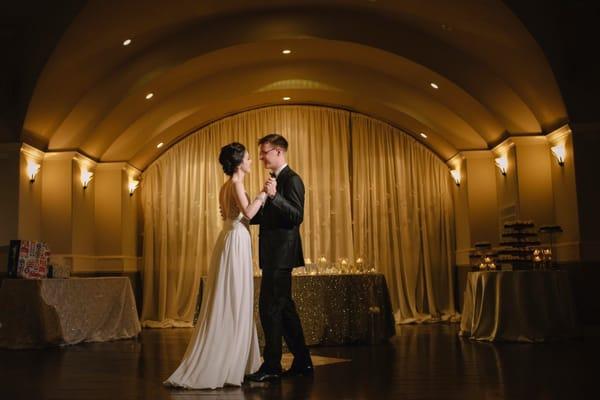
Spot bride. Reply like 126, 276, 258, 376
164, 142, 266, 389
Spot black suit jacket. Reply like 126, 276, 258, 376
250, 166, 305, 269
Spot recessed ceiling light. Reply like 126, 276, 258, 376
156, 142, 164, 149
420, 133, 428, 139
282, 49, 292, 55
430, 82, 439, 89
145, 93, 154, 100
123, 39, 132, 46
282, 96, 291, 101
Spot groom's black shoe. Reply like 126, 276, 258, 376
281, 360, 314, 378
246, 369, 281, 382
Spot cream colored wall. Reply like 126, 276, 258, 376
121, 168, 139, 271
548, 127, 580, 261
18, 146, 43, 241
70, 158, 97, 271
41, 153, 73, 255
449, 155, 470, 265
10, 150, 141, 274
94, 163, 140, 272
94, 165, 122, 256
513, 137, 555, 226
495, 145, 519, 226
464, 152, 500, 247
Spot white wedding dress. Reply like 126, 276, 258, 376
164, 181, 261, 389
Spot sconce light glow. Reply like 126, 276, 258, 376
420, 132, 428, 139
495, 156, 508, 176
128, 179, 140, 196
450, 169, 461, 186
282, 49, 291, 54
145, 92, 154, 100
551, 145, 566, 166
81, 169, 94, 189
122, 39, 132, 46
282, 96, 291, 101
156, 142, 164, 149
27, 161, 40, 183
430, 82, 439, 89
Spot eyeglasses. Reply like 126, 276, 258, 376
259, 147, 278, 156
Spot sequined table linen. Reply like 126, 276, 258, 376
0, 277, 141, 349
199, 273, 395, 345
460, 271, 580, 342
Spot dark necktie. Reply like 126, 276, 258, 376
270, 172, 276, 179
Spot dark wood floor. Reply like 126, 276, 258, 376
1, 323, 598, 400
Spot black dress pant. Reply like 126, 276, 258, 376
259, 268, 310, 372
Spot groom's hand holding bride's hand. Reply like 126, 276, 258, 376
264, 177, 277, 198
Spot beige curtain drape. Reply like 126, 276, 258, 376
141, 106, 353, 327
141, 105, 457, 327
351, 114, 457, 323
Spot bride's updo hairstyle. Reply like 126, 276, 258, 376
219, 142, 246, 176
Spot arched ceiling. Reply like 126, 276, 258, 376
22, 0, 567, 170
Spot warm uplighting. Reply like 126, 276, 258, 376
551, 144, 566, 166
282, 49, 291, 54
430, 82, 439, 89
27, 161, 40, 183
420, 132, 428, 139
122, 39, 132, 46
450, 169, 461, 186
145, 92, 154, 100
282, 96, 291, 101
495, 156, 508, 176
156, 142, 164, 149
128, 179, 140, 196
81, 169, 94, 189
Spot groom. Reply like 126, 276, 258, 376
247, 133, 313, 382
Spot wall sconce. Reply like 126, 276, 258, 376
81, 169, 94, 189
551, 144, 565, 166
450, 169, 461, 186
495, 156, 508, 176
128, 179, 139, 196
27, 161, 40, 183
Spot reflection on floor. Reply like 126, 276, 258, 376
282, 352, 350, 369
1, 323, 598, 399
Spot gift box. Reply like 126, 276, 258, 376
7, 240, 51, 279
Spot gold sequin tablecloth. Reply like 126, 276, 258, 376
197, 273, 396, 346
0, 277, 141, 349
460, 271, 580, 342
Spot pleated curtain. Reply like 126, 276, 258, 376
140, 105, 457, 327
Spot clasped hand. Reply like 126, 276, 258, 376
264, 177, 277, 198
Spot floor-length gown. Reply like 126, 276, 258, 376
164, 181, 261, 389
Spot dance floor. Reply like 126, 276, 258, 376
1, 323, 598, 399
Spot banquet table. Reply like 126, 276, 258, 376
459, 270, 580, 342
196, 273, 396, 346
0, 277, 141, 349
